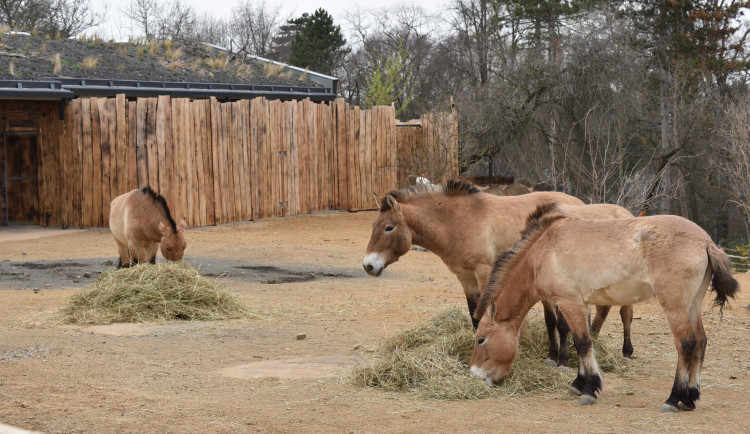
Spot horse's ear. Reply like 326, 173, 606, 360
372, 193, 382, 209
488, 302, 497, 322
177, 219, 186, 231
385, 194, 399, 211
158, 221, 168, 234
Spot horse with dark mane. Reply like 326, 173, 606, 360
109, 186, 186, 268
363, 180, 635, 366
470, 203, 738, 411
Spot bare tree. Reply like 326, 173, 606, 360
195, 12, 228, 47
343, 5, 440, 119
0, 0, 50, 31
123, 0, 158, 39
154, 0, 197, 42
47, 0, 104, 37
0, 0, 101, 36
712, 93, 750, 238
229, 0, 282, 57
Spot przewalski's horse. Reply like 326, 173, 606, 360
109, 186, 187, 268
362, 180, 635, 366
470, 204, 738, 411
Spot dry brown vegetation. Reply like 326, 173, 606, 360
61, 262, 251, 325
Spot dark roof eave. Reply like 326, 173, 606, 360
0, 88, 74, 99
64, 85, 336, 101
0, 78, 337, 101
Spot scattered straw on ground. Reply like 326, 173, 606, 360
351, 306, 628, 400
61, 262, 251, 325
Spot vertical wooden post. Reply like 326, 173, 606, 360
135, 98, 148, 189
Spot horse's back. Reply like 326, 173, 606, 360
547, 215, 711, 261
533, 214, 713, 305
482, 191, 584, 221
555, 203, 634, 219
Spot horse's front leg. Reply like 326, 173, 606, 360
457, 272, 483, 331
115, 239, 131, 268
147, 243, 159, 264
129, 242, 151, 265
557, 302, 602, 405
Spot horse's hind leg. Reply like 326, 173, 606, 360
590, 305, 610, 334
555, 305, 570, 368
557, 301, 601, 404
620, 305, 634, 358
541, 300, 560, 367
684, 317, 707, 410
458, 273, 482, 331
658, 271, 709, 412
661, 311, 700, 412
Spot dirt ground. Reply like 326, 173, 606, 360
1, 210, 749, 433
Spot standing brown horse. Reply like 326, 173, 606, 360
109, 186, 186, 268
470, 204, 738, 411
363, 180, 634, 366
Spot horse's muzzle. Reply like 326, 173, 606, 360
363, 263, 382, 276
363, 253, 385, 276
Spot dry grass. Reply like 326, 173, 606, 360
351, 306, 628, 400
61, 262, 251, 325
264, 62, 284, 78
147, 40, 159, 56
81, 56, 98, 70
170, 47, 183, 61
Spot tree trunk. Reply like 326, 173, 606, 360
658, 64, 672, 214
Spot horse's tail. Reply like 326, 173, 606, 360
707, 242, 739, 313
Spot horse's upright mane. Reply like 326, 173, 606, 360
379, 180, 482, 211
473, 202, 566, 320
141, 186, 177, 233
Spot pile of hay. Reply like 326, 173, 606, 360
61, 262, 250, 325
351, 306, 627, 400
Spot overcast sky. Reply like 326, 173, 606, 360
92, 0, 444, 41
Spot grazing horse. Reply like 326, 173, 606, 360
470, 204, 738, 411
109, 186, 186, 268
362, 180, 634, 366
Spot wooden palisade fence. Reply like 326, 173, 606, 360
47, 96, 457, 228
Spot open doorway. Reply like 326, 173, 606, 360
1, 129, 39, 225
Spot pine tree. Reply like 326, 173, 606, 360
288, 8, 348, 76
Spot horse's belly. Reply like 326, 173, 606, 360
586, 281, 654, 306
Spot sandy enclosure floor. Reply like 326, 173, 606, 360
1, 210, 749, 433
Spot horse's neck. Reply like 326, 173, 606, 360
132, 197, 167, 242
401, 202, 454, 256
493, 257, 539, 325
